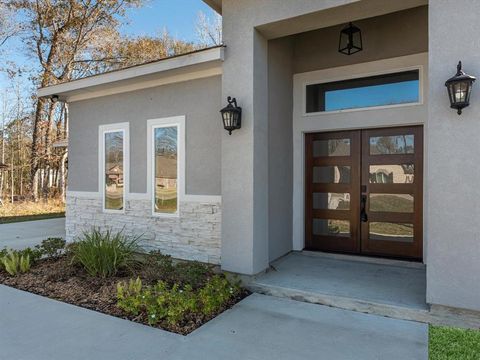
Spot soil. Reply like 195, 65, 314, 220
0, 256, 249, 335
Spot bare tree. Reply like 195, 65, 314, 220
0, 2, 20, 48
9, 0, 142, 200
196, 10, 222, 47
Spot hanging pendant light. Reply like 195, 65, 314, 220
338, 22, 363, 55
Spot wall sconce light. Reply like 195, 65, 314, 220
445, 61, 476, 115
220, 96, 242, 135
338, 22, 363, 55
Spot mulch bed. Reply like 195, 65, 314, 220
0, 256, 249, 335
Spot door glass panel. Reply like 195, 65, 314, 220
369, 164, 414, 184
313, 166, 351, 183
369, 194, 414, 213
369, 222, 414, 243
313, 219, 350, 237
369, 135, 414, 155
313, 193, 350, 210
313, 138, 350, 157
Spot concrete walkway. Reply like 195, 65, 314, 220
0, 285, 428, 360
0, 217, 65, 250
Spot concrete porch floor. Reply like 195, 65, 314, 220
249, 252, 480, 328
249, 252, 429, 323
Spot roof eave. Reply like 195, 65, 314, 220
202, 0, 222, 14
38, 46, 224, 101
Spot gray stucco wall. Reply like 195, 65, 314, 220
220, 0, 428, 275
268, 37, 294, 261
426, 0, 480, 312
265, 8, 427, 263
68, 76, 222, 195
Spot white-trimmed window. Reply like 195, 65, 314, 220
99, 123, 129, 213
306, 70, 420, 114
147, 116, 185, 217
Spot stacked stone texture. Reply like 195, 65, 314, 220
66, 195, 221, 264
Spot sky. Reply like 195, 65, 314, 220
120, 0, 212, 40
0, 0, 214, 92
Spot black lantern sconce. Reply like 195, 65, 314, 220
338, 22, 363, 55
445, 61, 476, 115
220, 96, 242, 135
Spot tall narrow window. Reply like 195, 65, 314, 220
148, 116, 184, 217
104, 131, 124, 211
154, 126, 178, 214
100, 123, 128, 213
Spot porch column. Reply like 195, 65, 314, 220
220, 1, 269, 274
427, 0, 480, 311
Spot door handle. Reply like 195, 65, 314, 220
360, 195, 368, 222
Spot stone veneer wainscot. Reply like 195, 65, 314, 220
66, 193, 221, 264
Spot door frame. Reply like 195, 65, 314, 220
292, 53, 428, 261
304, 127, 423, 260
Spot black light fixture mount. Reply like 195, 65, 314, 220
220, 96, 242, 135
338, 22, 363, 56
445, 61, 476, 115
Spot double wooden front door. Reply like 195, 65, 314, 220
305, 126, 423, 260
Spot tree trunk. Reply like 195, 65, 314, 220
59, 151, 68, 203
31, 97, 45, 201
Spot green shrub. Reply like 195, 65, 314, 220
139, 251, 214, 289
147, 282, 197, 326
35, 237, 66, 259
18, 247, 42, 263
140, 251, 175, 283
1, 250, 31, 276
72, 228, 141, 278
117, 277, 144, 315
174, 261, 214, 289
198, 275, 241, 316
117, 273, 241, 327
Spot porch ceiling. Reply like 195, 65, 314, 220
257, 0, 428, 40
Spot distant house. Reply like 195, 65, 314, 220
38, 0, 480, 319
106, 164, 124, 186
155, 155, 177, 190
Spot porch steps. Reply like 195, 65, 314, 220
247, 252, 480, 329
248, 281, 431, 323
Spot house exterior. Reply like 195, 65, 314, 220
38, 0, 480, 314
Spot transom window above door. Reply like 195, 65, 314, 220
305, 70, 420, 113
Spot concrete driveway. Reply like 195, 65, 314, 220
0, 218, 66, 250
0, 285, 428, 360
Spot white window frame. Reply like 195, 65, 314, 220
99, 122, 129, 214
147, 116, 185, 218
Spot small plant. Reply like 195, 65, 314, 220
72, 228, 141, 278
17, 247, 42, 264
198, 275, 241, 316
174, 261, 214, 289
117, 277, 144, 315
140, 251, 175, 283
1, 250, 31, 276
35, 237, 66, 259
146, 281, 197, 326
117, 272, 242, 327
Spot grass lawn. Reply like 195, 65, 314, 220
0, 199, 65, 224
430, 325, 480, 359
0, 212, 65, 224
